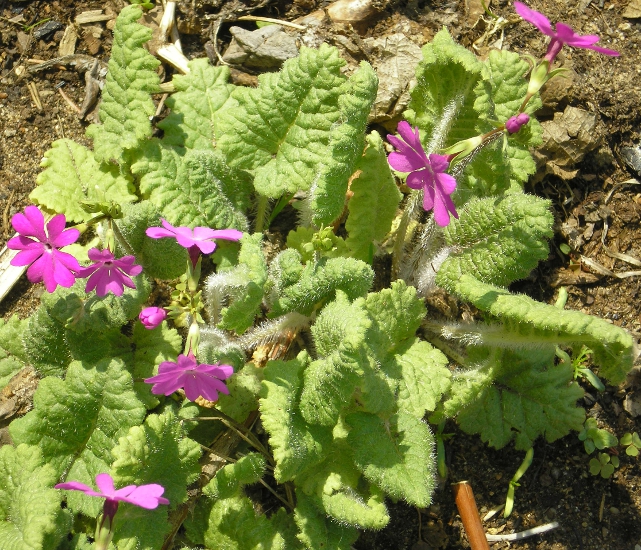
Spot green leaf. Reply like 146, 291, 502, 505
455, 349, 585, 450
217, 44, 347, 197
215, 233, 268, 333
319, 483, 389, 530
0, 316, 28, 387
305, 61, 378, 226
439, 194, 553, 288
46, 274, 151, 335
86, 5, 160, 163
346, 411, 435, 507
204, 453, 266, 499
158, 59, 236, 150
111, 411, 200, 506
203, 496, 288, 550
22, 305, 71, 377
0, 444, 68, 550
405, 28, 483, 152
396, 339, 451, 418
10, 358, 146, 515
260, 353, 333, 481
438, 275, 635, 385
268, 257, 373, 317
345, 131, 401, 262
133, 144, 249, 230
30, 139, 136, 223
364, 280, 426, 356
294, 490, 359, 550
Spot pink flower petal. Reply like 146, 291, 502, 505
95, 473, 116, 496
207, 229, 243, 242
55, 481, 95, 493
51, 227, 80, 248
514, 2, 553, 36
10, 246, 45, 267
46, 214, 68, 242
13, 206, 47, 241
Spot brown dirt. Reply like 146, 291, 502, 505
1, 0, 640, 548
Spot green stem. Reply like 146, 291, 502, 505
111, 220, 135, 256
254, 194, 270, 233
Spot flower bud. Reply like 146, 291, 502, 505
139, 307, 167, 329
505, 113, 530, 134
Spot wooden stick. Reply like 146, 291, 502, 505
452, 481, 490, 550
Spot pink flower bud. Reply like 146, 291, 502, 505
505, 113, 530, 134
139, 307, 167, 329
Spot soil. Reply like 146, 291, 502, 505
1, 0, 641, 549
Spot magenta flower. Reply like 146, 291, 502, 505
7, 205, 81, 292
505, 113, 530, 134
146, 219, 242, 265
139, 306, 167, 329
145, 353, 234, 402
387, 121, 459, 227
55, 473, 169, 510
514, 2, 619, 63
76, 248, 143, 297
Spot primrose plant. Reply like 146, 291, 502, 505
0, 3, 631, 549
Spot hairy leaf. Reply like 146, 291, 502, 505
86, 5, 160, 163
405, 28, 483, 152
0, 445, 68, 550
158, 59, 236, 150
455, 349, 585, 450
10, 358, 146, 516
294, 490, 359, 550
396, 339, 451, 418
217, 44, 347, 197
346, 412, 435, 506
204, 453, 266, 499
440, 275, 635, 384
345, 131, 402, 262
268, 257, 373, 317
0, 316, 28, 387
306, 61, 378, 225
31, 139, 136, 223
319, 483, 389, 530
22, 305, 71, 378
438, 194, 553, 288
260, 353, 333, 481
133, 144, 249, 230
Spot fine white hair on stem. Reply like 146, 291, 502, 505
203, 267, 251, 326
238, 312, 310, 351
426, 95, 462, 154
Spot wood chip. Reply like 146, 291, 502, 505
58, 24, 78, 56
75, 10, 113, 24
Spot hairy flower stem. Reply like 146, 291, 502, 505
254, 194, 270, 233
392, 190, 423, 278
111, 219, 136, 256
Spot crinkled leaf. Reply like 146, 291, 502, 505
158, 59, 236, 150
217, 233, 268, 334
31, 139, 136, 223
86, 5, 160, 163
0, 444, 67, 550
203, 496, 288, 550
9, 358, 146, 517
305, 62, 378, 226
111, 411, 200, 507
440, 275, 635, 385
133, 143, 249, 230
319, 483, 389, 530
260, 353, 333, 481
22, 305, 70, 378
217, 44, 347, 197
345, 131, 401, 262
346, 411, 435, 507
405, 28, 483, 152
0, 316, 28, 387
204, 453, 266, 499
214, 363, 263, 424
294, 490, 359, 550
438, 194, 553, 288
268, 257, 373, 317
396, 339, 451, 418
364, 280, 426, 357
456, 349, 585, 450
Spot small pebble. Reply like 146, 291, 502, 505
610, 506, 620, 515
4, 129, 17, 137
